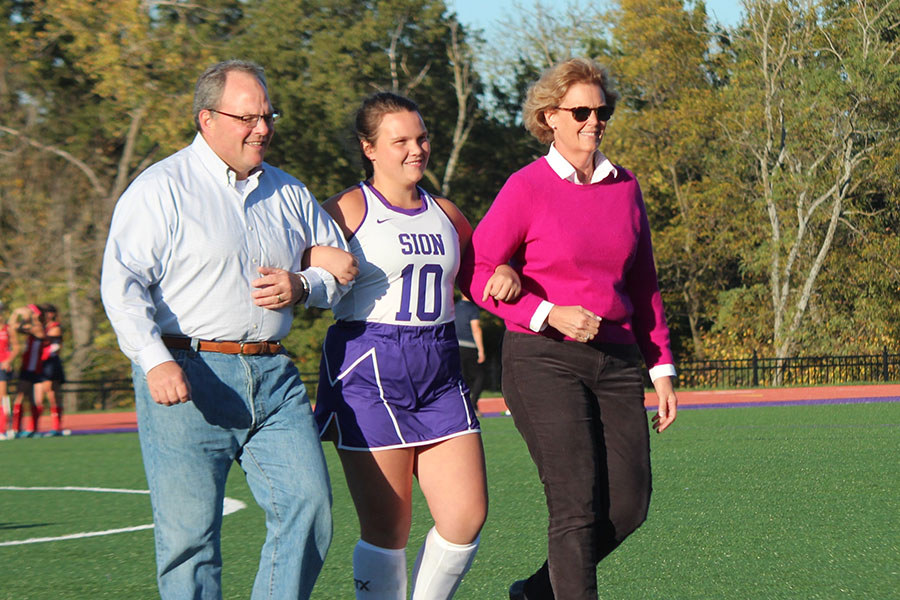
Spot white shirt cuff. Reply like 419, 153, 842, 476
300, 267, 326, 307
530, 301, 554, 332
649, 363, 677, 383
137, 341, 175, 375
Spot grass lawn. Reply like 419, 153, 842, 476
1, 401, 898, 599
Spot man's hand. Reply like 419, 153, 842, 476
547, 305, 602, 342
304, 246, 359, 285
146, 361, 191, 406
252, 266, 302, 309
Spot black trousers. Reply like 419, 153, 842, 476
501, 332, 651, 600
458, 345, 485, 405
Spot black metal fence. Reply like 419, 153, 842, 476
60, 379, 134, 411
677, 348, 900, 389
30, 350, 900, 410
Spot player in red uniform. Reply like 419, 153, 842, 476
0, 301, 22, 440
9, 305, 45, 438
36, 304, 66, 436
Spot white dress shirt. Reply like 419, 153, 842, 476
529, 144, 676, 383
101, 133, 351, 374
545, 143, 618, 185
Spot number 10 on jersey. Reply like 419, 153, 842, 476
395, 263, 444, 322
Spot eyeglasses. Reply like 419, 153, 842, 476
208, 109, 280, 128
556, 105, 614, 122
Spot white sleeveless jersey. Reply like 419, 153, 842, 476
333, 182, 460, 326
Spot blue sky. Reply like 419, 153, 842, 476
450, 0, 743, 33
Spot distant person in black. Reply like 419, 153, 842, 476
36, 304, 65, 435
454, 294, 485, 417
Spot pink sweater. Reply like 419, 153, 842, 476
459, 157, 674, 369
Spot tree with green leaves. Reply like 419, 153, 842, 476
600, 0, 743, 360
0, 0, 239, 391
228, 1, 480, 202
716, 0, 900, 368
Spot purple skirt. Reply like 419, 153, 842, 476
315, 321, 480, 450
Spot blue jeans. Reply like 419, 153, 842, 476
133, 349, 332, 600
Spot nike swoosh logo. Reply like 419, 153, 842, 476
376, 218, 394, 224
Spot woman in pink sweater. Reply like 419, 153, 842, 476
461, 58, 679, 600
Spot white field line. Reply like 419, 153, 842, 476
0, 486, 246, 547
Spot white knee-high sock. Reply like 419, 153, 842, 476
353, 540, 407, 600
410, 527, 480, 600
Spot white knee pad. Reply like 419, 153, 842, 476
410, 527, 480, 600
353, 539, 407, 599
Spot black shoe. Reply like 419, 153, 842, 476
509, 579, 528, 600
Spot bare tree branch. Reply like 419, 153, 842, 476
0, 125, 104, 196
388, 20, 405, 93
441, 19, 476, 197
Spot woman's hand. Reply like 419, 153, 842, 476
303, 245, 359, 285
547, 305, 601, 342
650, 375, 677, 433
482, 264, 522, 302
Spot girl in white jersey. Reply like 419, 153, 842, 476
312, 92, 519, 600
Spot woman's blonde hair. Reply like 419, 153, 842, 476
522, 58, 619, 145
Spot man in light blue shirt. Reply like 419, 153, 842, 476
101, 60, 356, 600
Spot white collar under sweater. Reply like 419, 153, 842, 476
545, 144, 618, 184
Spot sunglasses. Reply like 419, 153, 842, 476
556, 105, 614, 122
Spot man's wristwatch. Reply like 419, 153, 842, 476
298, 273, 310, 304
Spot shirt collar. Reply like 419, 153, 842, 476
191, 133, 265, 188
545, 143, 617, 185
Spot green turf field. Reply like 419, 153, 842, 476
2, 402, 898, 599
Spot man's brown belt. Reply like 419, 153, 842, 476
162, 335, 283, 356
